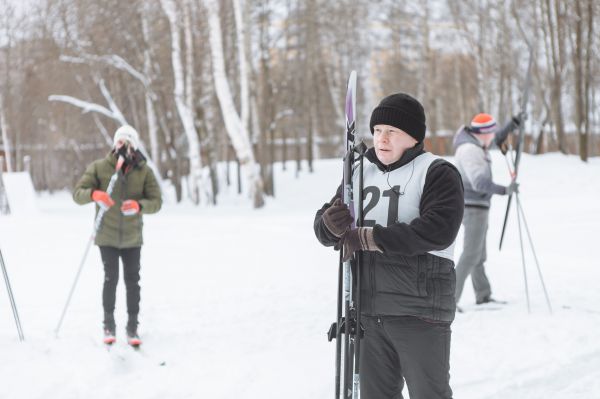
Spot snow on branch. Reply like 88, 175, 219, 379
97, 79, 127, 125
49, 78, 128, 127
60, 54, 151, 89
48, 95, 122, 122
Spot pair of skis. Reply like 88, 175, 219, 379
105, 335, 142, 349
327, 71, 365, 399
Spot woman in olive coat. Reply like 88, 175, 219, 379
73, 125, 162, 346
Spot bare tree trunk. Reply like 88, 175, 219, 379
140, 2, 161, 172
184, 0, 195, 120
295, 127, 301, 177
533, 0, 554, 152
204, 0, 264, 208
573, 0, 586, 161
257, 0, 275, 195
583, 0, 593, 158
232, 0, 250, 132
1, 1, 14, 172
0, 94, 12, 172
454, 57, 467, 124
545, 0, 567, 153
497, 2, 508, 121
535, 111, 550, 154
160, 0, 204, 204
422, 0, 438, 137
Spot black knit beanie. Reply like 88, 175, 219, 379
369, 93, 426, 142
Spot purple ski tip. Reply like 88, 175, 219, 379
345, 89, 354, 122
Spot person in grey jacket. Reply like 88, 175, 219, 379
314, 93, 464, 399
453, 112, 522, 307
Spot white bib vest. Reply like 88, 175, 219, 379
353, 152, 456, 261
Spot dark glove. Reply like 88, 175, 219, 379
322, 198, 353, 238
336, 227, 382, 262
505, 180, 519, 195
512, 111, 527, 127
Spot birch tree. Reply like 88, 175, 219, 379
0, 0, 15, 172
232, 0, 250, 133
0, 93, 12, 172
205, 0, 264, 208
160, 0, 206, 204
140, 2, 161, 170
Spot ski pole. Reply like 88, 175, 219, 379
55, 157, 123, 337
499, 47, 533, 251
516, 195, 552, 313
0, 247, 25, 341
515, 192, 531, 313
334, 250, 343, 399
352, 143, 367, 399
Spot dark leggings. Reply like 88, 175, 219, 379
99, 246, 141, 317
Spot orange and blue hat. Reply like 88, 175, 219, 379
469, 113, 497, 134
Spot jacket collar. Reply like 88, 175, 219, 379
453, 126, 485, 150
104, 149, 146, 170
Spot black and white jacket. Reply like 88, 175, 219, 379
314, 143, 464, 322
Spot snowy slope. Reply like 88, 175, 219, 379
0, 152, 599, 399
1, 172, 38, 216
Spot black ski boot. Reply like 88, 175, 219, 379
126, 315, 141, 348
476, 296, 507, 305
103, 313, 116, 345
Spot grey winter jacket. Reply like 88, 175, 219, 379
452, 120, 516, 208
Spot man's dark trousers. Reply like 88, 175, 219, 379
359, 315, 453, 399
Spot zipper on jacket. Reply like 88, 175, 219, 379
370, 252, 376, 314
118, 175, 126, 246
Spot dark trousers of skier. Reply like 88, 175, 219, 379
360, 316, 452, 399
100, 246, 141, 333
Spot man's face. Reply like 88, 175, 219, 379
373, 124, 418, 165
475, 132, 495, 148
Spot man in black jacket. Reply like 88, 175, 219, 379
314, 93, 464, 399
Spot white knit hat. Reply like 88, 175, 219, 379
113, 125, 140, 149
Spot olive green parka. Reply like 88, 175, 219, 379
73, 152, 162, 248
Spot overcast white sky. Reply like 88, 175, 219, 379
1, 0, 34, 46
6, 0, 32, 15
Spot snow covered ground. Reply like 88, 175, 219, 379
0, 151, 599, 399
